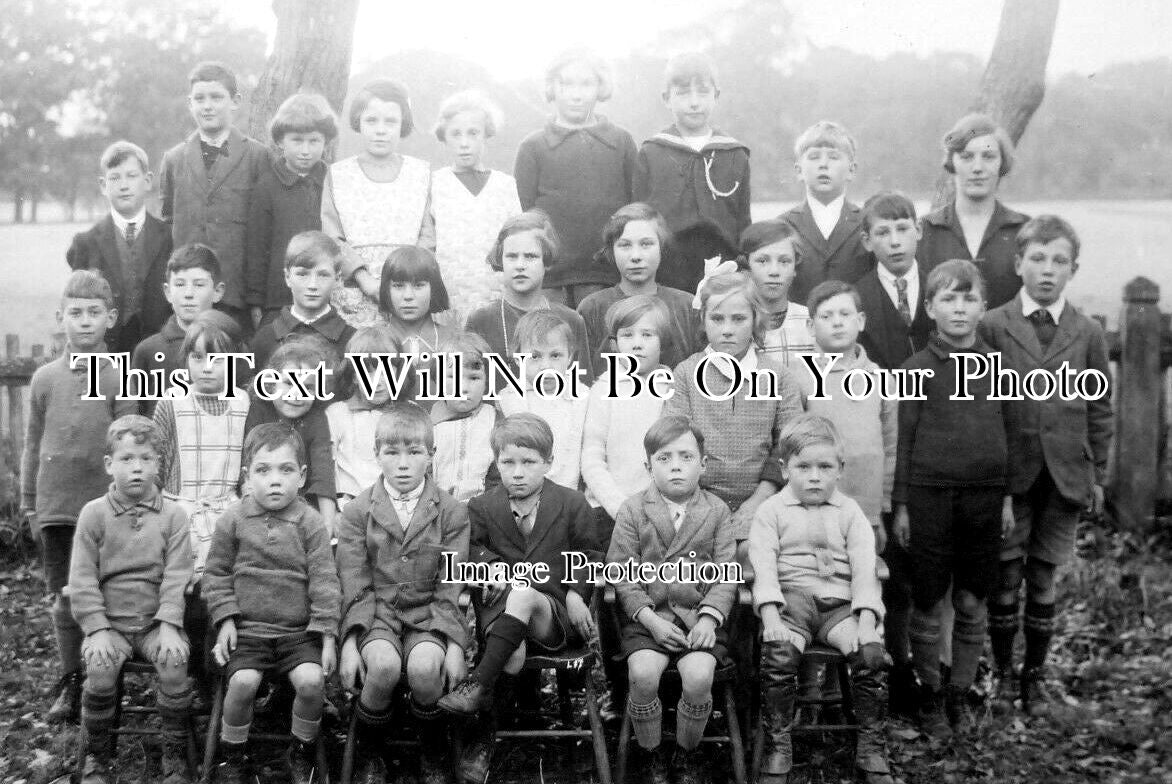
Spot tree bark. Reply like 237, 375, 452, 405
930, 0, 1060, 209
245, 0, 360, 147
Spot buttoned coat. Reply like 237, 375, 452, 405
919, 200, 1030, 310
978, 297, 1113, 504
336, 478, 470, 649
605, 485, 737, 630
779, 200, 872, 306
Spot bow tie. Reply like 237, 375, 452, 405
200, 139, 228, 162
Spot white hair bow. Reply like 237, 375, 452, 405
692, 256, 739, 309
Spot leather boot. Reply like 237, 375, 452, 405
413, 699, 452, 784
759, 641, 801, 784
849, 645, 894, 784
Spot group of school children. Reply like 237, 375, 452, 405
21, 47, 1114, 784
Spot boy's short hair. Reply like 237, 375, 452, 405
269, 92, 339, 144
100, 141, 149, 173
738, 219, 801, 264
942, 113, 1014, 176
188, 61, 237, 95
440, 331, 492, 371
243, 422, 307, 469
793, 120, 857, 162
663, 52, 719, 94
180, 309, 244, 359
806, 280, 862, 315
285, 230, 341, 272
62, 269, 114, 310
861, 191, 918, 233
491, 413, 554, 461
598, 202, 673, 269
779, 413, 844, 463
486, 211, 560, 272
513, 309, 574, 356
374, 403, 435, 451
338, 325, 408, 400
1016, 214, 1081, 262
105, 414, 162, 456
924, 259, 985, 302
605, 295, 672, 356
643, 414, 706, 458
379, 246, 451, 315
268, 333, 332, 372
544, 49, 613, 102
433, 89, 504, 141
349, 78, 414, 137
167, 243, 222, 282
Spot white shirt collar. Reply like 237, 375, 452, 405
807, 194, 845, 240
199, 129, 231, 148
383, 478, 425, 528
682, 132, 713, 152
110, 207, 147, 238
876, 260, 920, 309
664, 497, 688, 530
291, 304, 333, 324
704, 344, 757, 381
1020, 290, 1066, 322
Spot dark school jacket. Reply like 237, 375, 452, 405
855, 267, 933, 371
779, 199, 872, 306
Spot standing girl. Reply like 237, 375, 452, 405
322, 79, 435, 328
430, 90, 522, 321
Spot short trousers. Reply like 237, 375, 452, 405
906, 484, 1003, 611
1002, 468, 1082, 566
360, 626, 447, 663
778, 590, 855, 647
38, 524, 74, 593
477, 588, 576, 653
225, 631, 322, 682
619, 616, 729, 663
82, 624, 172, 668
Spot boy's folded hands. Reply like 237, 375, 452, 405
339, 633, 365, 693
687, 615, 717, 650
643, 612, 689, 652
155, 621, 189, 667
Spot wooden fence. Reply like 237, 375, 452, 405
0, 333, 63, 508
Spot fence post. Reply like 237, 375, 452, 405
1113, 277, 1162, 531
5, 335, 26, 471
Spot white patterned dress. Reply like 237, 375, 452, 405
326, 155, 431, 328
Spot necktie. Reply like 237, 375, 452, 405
1029, 309, 1057, 350
125, 222, 137, 244
673, 508, 685, 531
514, 509, 533, 536
895, 277, 912, 326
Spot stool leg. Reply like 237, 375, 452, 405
615, 707, 632, 784
557, 670, 573, 725
725, 686, 747, 784
340, 695, 359, 784
110, 669, 125, 757
585, 675, 612, 784
200, 675, 224, 784
837, 658, 856, 726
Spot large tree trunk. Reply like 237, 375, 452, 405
246, 0, 360, 146
930, 0, 1060, 209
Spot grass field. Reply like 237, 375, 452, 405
2, 200, 1170, 349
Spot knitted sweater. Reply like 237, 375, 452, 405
575, 283, 701, 374
748, 486, 883, 621
581, 371, 667, 518
202, 496, 340, 638
69, 487, 193, 635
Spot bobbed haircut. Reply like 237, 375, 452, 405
180, 309, 244, 359
486, 211, 560, 272
62, 269, 114, 310
738, 219, 801, 262
379, 246, 451, 316
167, 243, 222, 282
491, 412, 554, 461
188, 61, 237, 95
861, 190, 918, 233
663, 52, 719, 94
512, 309, 575, 357
597, 202, 672, 269
793, 120, 857, 161
267, 333, 333, 372
243, 422, 306, 468
106, 414, 163, 456
924, 258, 986, 302
348, 78, 414, 137
433, 89, 504, 141
643, 414, 706, 458
1015, 214, 1081, 262
942, 113, 1014, 176
100, 140, 149, 174
698, 271, 762, 343
285, 230, 342, 271
806, 280, 862, 316
440, 331, 492, 371
544, 48, 613, 103
269, 92, 339, 144
374, 402, 435, 451
604, 295, 672, 356
779, 413, 844, 463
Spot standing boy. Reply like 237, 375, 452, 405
780, 121, 871, 305
249, 230, 355, 371
514, 50, 636, 308
204, 425, 340, 784
69, 415, 194, 784
635, 53, 751, 294
892, 259, 1015, 738
66, 141, 172, 355
21, 271, 137, 724
979, 216, 1113, 716
159, 61, 268, 334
